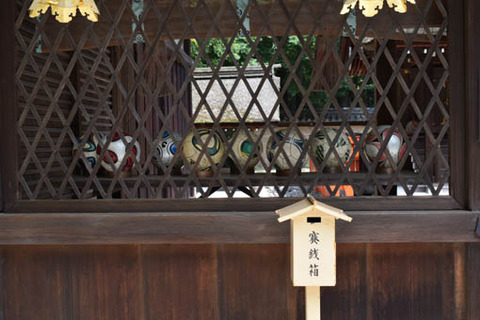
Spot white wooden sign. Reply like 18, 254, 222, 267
290, 211, 336, 287
276, 196, 352, 320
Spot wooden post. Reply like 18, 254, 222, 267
305, 286, 321, 320
0, 0, 17, 212
276, 199, 351, 320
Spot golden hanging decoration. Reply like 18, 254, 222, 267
29, 0, 100, 23
341, 0, 416, 17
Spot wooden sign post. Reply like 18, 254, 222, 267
276, 196, 352, 319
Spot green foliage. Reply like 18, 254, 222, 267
189, 36, 374, 116
349, 75, 375, 108
190, 38, 258, 67
334, 76, 375, 109
271, 36, 317, 109
256, 37, 276, 63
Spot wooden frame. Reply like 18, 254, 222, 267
0, 210, 476, 244
466, 0, 480, 211
9, 0, 460, 207
449, 0, 468, 208
0, 0, 478, 244
7, 196, 464, 213
0, 0, 17, 213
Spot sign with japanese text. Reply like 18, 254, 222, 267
290, 213, 336, 287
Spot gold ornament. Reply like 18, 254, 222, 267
341, 0, 416, 17
29, 0, 99, 23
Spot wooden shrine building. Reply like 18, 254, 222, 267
0, 0, 479, 319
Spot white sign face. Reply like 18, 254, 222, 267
291, 214, 336, 287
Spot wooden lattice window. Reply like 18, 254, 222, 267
12, 0, 465, 211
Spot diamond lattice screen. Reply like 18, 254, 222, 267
15, 0, 450, 200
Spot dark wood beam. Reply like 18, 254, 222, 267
467, 243, 480, 319
466, 0, 480, 211
0, 0, 17, 212
9, 196, 463, 213
449, 0, 467, 208
0, 210, 477, 245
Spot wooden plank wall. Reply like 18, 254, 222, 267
0, 243, 473, 320
467, 243, 480, 319
77, 48, 114, 135
17, 49, 75, 200
16, 10, 75, 200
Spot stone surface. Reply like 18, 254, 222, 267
192, 65, 281, 123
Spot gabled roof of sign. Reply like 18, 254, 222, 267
276, 195, 352, 223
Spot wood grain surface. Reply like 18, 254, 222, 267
466, 0, 480, 211
0, 0, 17, 212
0, 210, 477, 245
9, 196, 464, 213
467, 243, 480, 320
0, 243, 471, 320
